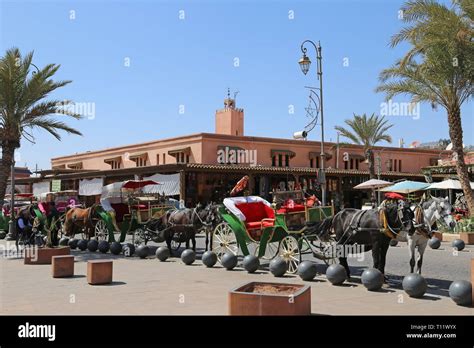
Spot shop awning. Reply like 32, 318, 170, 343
79, 178, 104, 196
168, 147, 191, 156
33, 181, 51, 197
104, 156, 122, 163
271, 149, 296, 158
142, 173, 180, 196
128, 152, 148, 160
67, 162, 83, 169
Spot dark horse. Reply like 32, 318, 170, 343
312, 200, 415, 278
151, 203, 213, 254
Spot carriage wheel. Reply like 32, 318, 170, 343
94, 220, 109, 241
211, 222, 238, 262
277, 235, 301, 274
133, 228, 148, 247
254, 242, 279, 260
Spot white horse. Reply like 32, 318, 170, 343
396, 196, 456, 274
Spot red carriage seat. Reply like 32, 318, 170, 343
131, 204, 147, 210
235, 202, 275, 230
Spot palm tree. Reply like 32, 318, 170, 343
0, 48, 83, 205
376, 0, 474, 216
335, 113, 393, 178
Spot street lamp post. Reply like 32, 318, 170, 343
5, 62, 40, 241
298, 40, 326, 205
5, 161, 16, 241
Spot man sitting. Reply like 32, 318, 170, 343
16, 211, 32, 240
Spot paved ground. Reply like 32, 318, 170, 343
0, 237, 472, 315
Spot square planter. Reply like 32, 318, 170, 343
24, 246, 70, 265
228, 281, 311, 316
441, 233, 460, 243
432, 231, 443, 241
460, 232, 474, 245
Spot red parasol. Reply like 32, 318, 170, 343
122, 180, 160, 190
384, 192, 405, 200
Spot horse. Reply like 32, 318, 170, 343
63, 204, 101, 239
202, 202, 223, 251
311, 200, 415, 279
397, 196, 456, 274
153, 203, 213, 254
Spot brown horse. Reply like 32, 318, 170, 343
63, 204, 100, 239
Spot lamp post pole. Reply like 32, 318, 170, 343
6, 161, 16, 241
299, 40, 326, 205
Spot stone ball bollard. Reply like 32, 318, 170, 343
68, 238, 79, 250
98, 241, 110, 253
451, 239, 465, 252
109, 242, 122, 255
297, 261, 318, 281
269, 257, 288, 277
181, 249, 196, 265
77, 239, 88, 251
136, 245, 150, 259
402, 273, 427, 298
59, 237, 69, 246
428, 237, 441, 249
326, 264, 347, 285
122, 243, 135, 257
361, 268, 384, 291
155, 246, 170, 262
87, 239, 99, 252
448, 280, 472, 306
202, 251, 218, 267
221, 252, 238, 270
242, 255, 260, 273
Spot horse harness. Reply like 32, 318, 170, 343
378, 201, 411, 239
338, 202, 409, 243
413, 204, 430, 238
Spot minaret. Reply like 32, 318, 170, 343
215, 88, 244, 136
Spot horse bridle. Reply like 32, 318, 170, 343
382, 202, 413, 237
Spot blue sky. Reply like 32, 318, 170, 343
1, 0, 472, 170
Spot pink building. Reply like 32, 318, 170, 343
24, 96, 447, 208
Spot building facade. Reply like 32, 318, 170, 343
17, 96, 451, 208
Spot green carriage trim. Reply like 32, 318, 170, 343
0, 212, 9, 231
217, 205, 290, 257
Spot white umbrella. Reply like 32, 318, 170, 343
354, 179, 392, 190
427, 179, 474, 190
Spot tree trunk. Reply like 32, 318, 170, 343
448, 107, 474, 217
366, 148, 376, 179
0, 145, 15, 206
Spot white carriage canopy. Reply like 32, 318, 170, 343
32, 181, 51, 197
79, 178, 104, 196
223, 196, 272, 222
142, 173, 180, 196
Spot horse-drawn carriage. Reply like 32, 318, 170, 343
97, 180, 176, 245
210, 194, 335, 273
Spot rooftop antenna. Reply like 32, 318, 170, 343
233, 90, 239, 103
